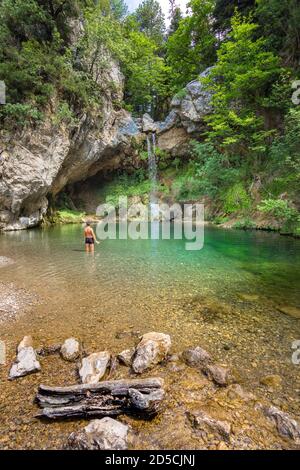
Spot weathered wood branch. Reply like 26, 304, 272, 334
36, 378, 164, 420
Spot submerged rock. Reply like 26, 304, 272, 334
36, 344, 61, 357
132, 332, 171, 374
9, 337, 41, 379
260, 374, 282, 389
79, 351, 110, 384
60, 337, 81, 362
182, 346, 212, 368
203, 364, 233, 387
264, 406, 300, 442
277, 305, 300, 319
68, 417, 129, 450
187, 410, 231, 442
238, 294, 260, 302
117, 348, 135, 367
0, 256, 15, 268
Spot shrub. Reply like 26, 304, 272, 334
223, 182, 251, 214
233, 218, 256, 230
258, 198, 300, 234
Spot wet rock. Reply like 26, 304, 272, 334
187, 411, 231, 442
115, 330, 140, 340
203, 364, 233, 387
60, 338, 81, 362
277, 305, 300, 319
132, 332, 171, 374
238, 294, 259, 302
182, 346, 212, 368
36, 344, 61, 357
117, 348, 135, 367
0, 256, 15, 268
260, 374, 282, 389
9, 338, 41, 379
226, 384, 256, 401
264, 406, 300, 441
68, 418, 128, 450
79, 351, 110, 384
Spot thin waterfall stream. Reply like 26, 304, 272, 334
147, 132, 159, 220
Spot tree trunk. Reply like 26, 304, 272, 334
36, 378, 164, 420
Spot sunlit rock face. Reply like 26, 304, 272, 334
153, 67, 213, 156
0, 65, 212, 231
0, 57, 142, 231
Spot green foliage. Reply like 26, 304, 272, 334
166, 0, 217, 90
0, 103, 43, 127
133, 0, 165, 47
258, 198, 297, 220
52, 101, 77, 126
191, 142, 239, 197
255, 0, 300, 68
55, 209, 85, 224
213, 215, 229, 225
232, 218, 256, 230
103, 174, 152, 206
258, 198, 300, 233
123, 29, 172, 115
203, 14, 284, 155
223, 182, 251, 214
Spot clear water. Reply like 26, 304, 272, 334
0, 224, 300, 449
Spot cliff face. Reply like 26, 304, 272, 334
0, 55, 141, 231
0, 63, 211, 231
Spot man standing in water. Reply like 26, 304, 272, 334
84, 222, 99, 253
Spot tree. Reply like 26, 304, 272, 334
203, 14, 284, 155
255, 0, 300, 68
166, 0, 216, 90
123, 29, 171, 117
110, 0, 128, 20
168, 6, 182, 36
134, 0, 166, 46
213, 0, 255, 34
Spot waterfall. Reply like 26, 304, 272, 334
147, 133, 159, 220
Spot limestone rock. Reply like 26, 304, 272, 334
117, 348, 135, 367
17, 335, 33, 352
60, 338, 81, 362
9, 338, 41, 379
182, 346, 212, 368
68, 417, 128, 450
79, 351, 111, 384
264, 406, 300, 441
203, 364, 233, 386
187, 411, 231, 442
132, 332, 171, 374
142, 113, 157, 133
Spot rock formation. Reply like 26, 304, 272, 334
0, 61, 212, 230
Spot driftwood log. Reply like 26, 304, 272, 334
36, 377, 164, 420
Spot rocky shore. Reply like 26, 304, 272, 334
1, 331, 300, 450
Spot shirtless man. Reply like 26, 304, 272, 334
84, 222, 99, 253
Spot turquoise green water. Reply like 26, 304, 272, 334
1, 223, 299, 306
0, 223, 300, 449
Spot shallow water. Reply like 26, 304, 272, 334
0, 224, 300, 449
